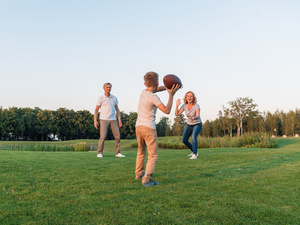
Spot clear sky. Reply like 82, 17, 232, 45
1, 0, 299, 123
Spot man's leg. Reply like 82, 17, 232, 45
110, 120, 121, 155
97, 120, 110, 155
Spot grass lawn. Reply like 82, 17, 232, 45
0, 138, 299, 224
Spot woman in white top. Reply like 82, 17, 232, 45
175, 91, 202, 159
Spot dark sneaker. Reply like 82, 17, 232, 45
135, 172, 145, 180
143, 179, 159, 187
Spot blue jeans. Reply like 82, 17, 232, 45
182, 123, 202, 155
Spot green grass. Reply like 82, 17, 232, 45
0, 138, 299, 224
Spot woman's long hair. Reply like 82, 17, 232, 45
184, 91, 197, 104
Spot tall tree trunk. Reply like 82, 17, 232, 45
237, 123, 240, 137
240, 121, 243, 136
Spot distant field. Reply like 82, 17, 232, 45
0, 139, 134, 152
0, 133, 278, 152
0, 137, 299, 224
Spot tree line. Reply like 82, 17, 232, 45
203, 97, 300, 138
0, 106, 140, 141
157, 97, 300, 138
1, 97, 299, 141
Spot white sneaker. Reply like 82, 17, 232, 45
187, 153, 198, 156
190, 154, 197, 159
116, 153, 126, 157
97, 154, 103, 158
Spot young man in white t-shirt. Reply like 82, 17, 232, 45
135, 72, 180, 187
94, 83, 125, 158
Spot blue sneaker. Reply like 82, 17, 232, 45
143, 179, 159, 187
135, 172, 145, 180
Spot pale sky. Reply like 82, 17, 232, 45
1, 0, 299, 123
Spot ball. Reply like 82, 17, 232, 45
163, 74, 182, 89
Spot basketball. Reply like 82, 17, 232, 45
163, 74, 182, 89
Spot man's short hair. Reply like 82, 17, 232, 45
144, 72, 158, 87
103, 82, 112, 88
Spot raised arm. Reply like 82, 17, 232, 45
154, 86, 166, 93
157, 84, 180, 114
175, 99, 184, 116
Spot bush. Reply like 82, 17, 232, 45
73, 143, 90, 152
157, 133, 278, 149
130, 142, 138, 148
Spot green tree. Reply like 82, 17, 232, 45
295, 108, 300, 135
156, 116, 170, 137
212, 118, 222, 137
283, 110, 297, 136
172, 114, 186, 136
119, 111, 137, 139
244, 110, 260, 133
254, 115, 266, 133
49, 110, 59, 140
201, 120, 212, 138
36, 109, 52, 141
219, 106, 236, 137
74, 110, 96, 139
54, 108, 76, 140
229, 97, 258, 137
0, 107, 3, 140
165, 125, 171, 136
21, 107, 39, 140
265, 111, 281, 136
2, 107, 24, 140
69, 109, 78, 140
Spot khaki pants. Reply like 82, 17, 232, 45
97, 120, 120, 155
135, 126, 158, 183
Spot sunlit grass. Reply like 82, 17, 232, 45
0, 138, 299, 224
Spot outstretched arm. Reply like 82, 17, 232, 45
157, 84, 180, 114
154, 86, 166, 93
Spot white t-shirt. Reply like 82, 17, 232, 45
180, 103, 202, 125
136, 89, 163, 130
96, 94, 118, 120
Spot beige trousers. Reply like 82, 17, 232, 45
135, 126, 158, 183
97, 120, 120, 155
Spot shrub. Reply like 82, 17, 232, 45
74, 143, 90, 152
130, 142, 138, 148
157, 133, 278, 149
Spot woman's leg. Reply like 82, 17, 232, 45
191, 123, 202, 155
182, 125, 193, 152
